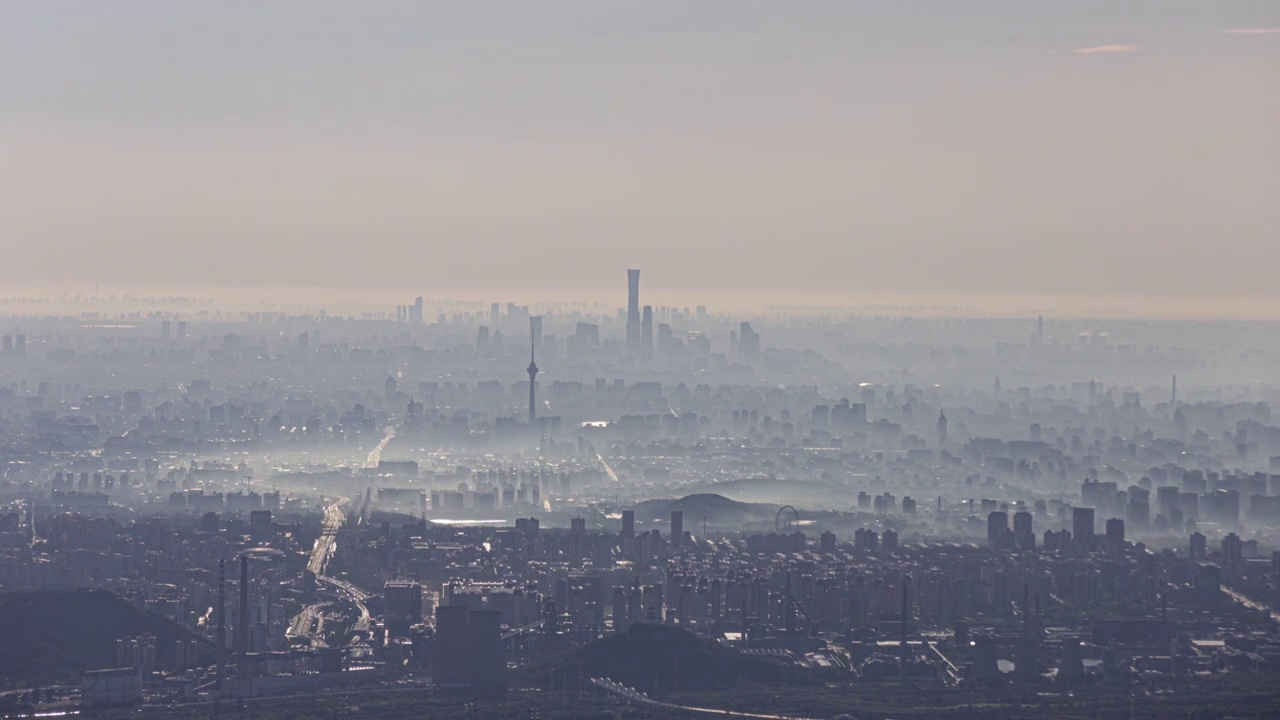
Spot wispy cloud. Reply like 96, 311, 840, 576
1224, 28, 1280, 35
1073, 44, 1140, 55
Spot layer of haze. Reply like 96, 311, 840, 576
2, 1, 1278, 311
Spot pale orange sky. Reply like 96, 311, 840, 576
2, 2, 1277, 310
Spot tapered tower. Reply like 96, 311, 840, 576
626, 269, 641, 353
527, 325, 539, 425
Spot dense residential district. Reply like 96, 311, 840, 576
3, 275, 1280, 719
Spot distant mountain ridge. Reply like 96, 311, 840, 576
685, 477, 857, 507
628, 493, 776, 530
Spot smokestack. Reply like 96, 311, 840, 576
901, 582, 910, 634
238, 555, 250, 654
900, 580, 910, 661
1023, 583, 1030, 634
216, 559, 226, 679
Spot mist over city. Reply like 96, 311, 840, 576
2, 2, 1280, 719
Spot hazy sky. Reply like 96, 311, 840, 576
2, 1, 1277, 302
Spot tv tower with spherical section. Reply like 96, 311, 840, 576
527, 319, 539, 425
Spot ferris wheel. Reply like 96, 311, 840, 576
776, 505, 800, 533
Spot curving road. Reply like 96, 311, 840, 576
293, 495, 372, 643
365, 426, 396, 468
324, 575, 372, 629
288, 601, 332, 647
308, 496, 349, 576
290, 429, 396, 645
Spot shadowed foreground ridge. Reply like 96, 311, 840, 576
0, 590, 211, 684
525, 623, 830, 694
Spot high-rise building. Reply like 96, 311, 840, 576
573, 322, 599, 349
384, 581, 424, 630
1072, 507, 1095, 551
738, 321, 760, 358
1105, 517, 1125, 552
1189, 531, 1207, 559
670, 510, 683, 545
626, 269, 640, 353
468, 607, 501, 691
1222, 532, 1243, 565
1157, 486, 1181, 518
250, 510, 272, 541
641, 305, 654, 358
433, 606, 470, 687
1013, 511, 1035, 550
529, 315, 543, 355
656, 323, 673, 353
987, 511, 1009, 550
620, 509, 635, 539
1013, 510, 1033, 534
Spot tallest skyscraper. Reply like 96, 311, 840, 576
626, 269, 641, 354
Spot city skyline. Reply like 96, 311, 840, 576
3, 270, 1280, 716
3, 3, 1280, 717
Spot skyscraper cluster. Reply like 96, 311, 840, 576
396, 297, 425, 324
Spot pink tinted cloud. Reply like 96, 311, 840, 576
1224, 28, 1280, 35
1073, 44, 1140, 55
